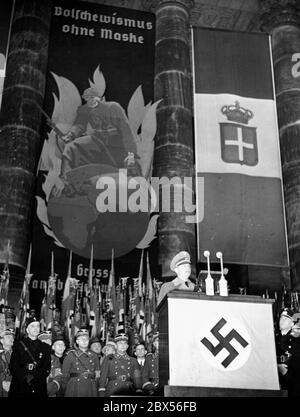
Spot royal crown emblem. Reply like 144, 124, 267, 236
221, 101, 253, 125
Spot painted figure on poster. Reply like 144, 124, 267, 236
36, 66, 160, 260
52, 86, 141, 198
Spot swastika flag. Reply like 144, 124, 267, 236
193, 28, 288, 267
168, 295, 280, 390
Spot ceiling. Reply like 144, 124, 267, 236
83, 0, 262, 31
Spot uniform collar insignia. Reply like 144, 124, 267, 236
76, 348, 88, 356
115, 352, 129, 359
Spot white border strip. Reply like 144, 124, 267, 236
191, 26, 202, 261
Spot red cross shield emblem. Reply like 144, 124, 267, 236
220, 123, 258, 166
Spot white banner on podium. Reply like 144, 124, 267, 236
168, 297, 279, 390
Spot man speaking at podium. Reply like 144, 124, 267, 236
157, 251, 196, 305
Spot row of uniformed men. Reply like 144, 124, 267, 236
0, 316, 159, 397
276, 308, 300, 397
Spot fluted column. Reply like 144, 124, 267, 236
151, 0, 196, 279
258, 0, 300, 290
0, 0, 52, 293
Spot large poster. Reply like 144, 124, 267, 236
193, 28, 288, 267
30, 0, 158, 313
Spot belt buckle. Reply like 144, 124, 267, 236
121, 375, 126, 382
28, 363, 34, 371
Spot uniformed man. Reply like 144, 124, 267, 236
47, 333, 66, 397
89, 337, 103, 366
9, 316, 51, 398
157, 251, 196, 305
99, 333, 143, 397
142, 332, 160, 396
0, 329, 15, 397
283, 318, 300, 397
62, 328, 100, 397
51, 333, 66, 364
102, 340, 117, 357
276, 308, 295, 390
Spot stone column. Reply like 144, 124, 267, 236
0, 0, 52, 304
152, 0, 196, 279
257, 0, 300, 290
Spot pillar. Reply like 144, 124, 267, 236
258, 0, 300, 290
0, 0, 52, 305
152, 0, 196, 279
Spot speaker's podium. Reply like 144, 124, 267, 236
157, 291, 286, 397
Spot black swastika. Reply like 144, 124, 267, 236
201, 318, 249, 368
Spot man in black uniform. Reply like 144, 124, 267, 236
276, 308, 295, 391
9, 316, 51, 397
278, 316, 300, 397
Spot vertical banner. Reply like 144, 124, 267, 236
0, 0, 14, 109
31, 0, 158, 311
193, 28, 288, 267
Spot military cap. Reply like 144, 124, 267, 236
25, 316, 40, 329
75, 328, 90, 339
102, 340, 117, 354
89, 336, 101, 346
170, 251, 191, 272
114, 333, 128, 343
38, 330, 52, 342
0, 328, 15, 338
82, 87, 102, 99
280, 308, 295, 320
134, 341, 146, 350
52, 333, 65, 345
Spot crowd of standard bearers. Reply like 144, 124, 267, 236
2, 251, 300, 397
0, 315, 160, 398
